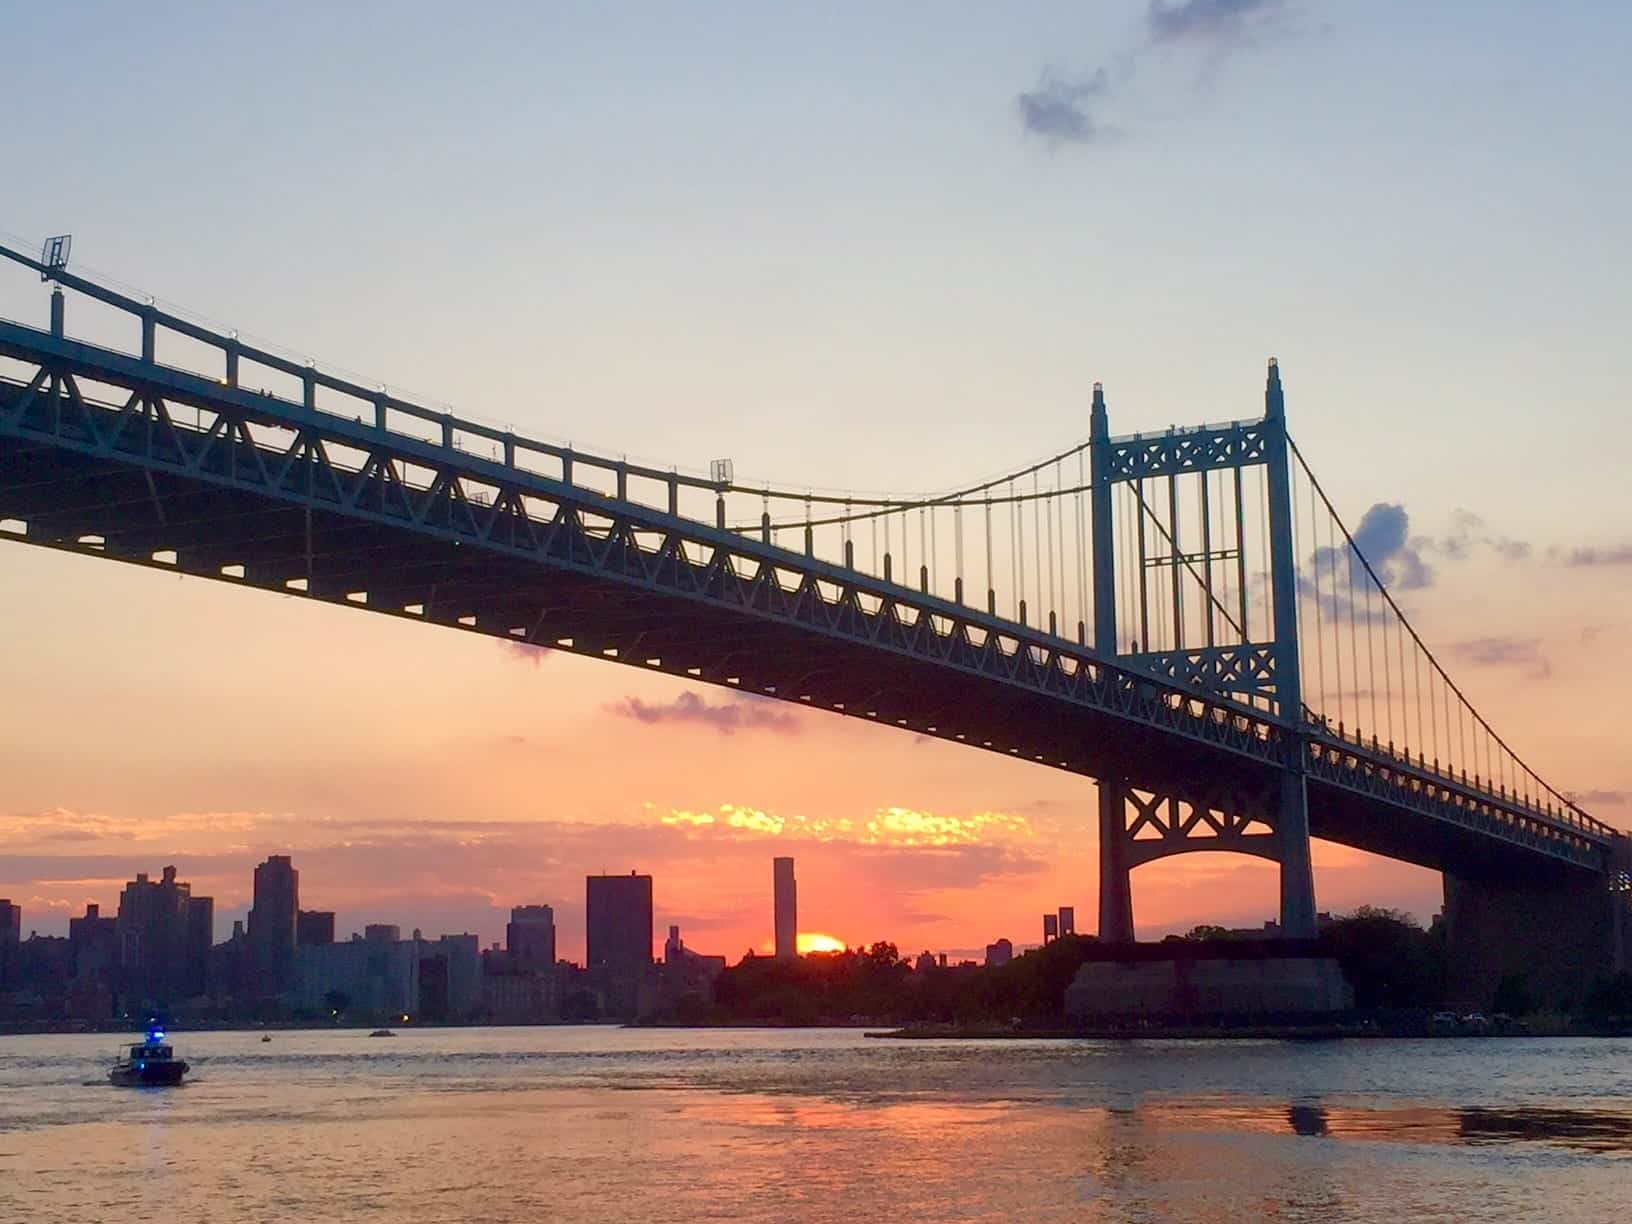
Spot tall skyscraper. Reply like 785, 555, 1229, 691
773, 856, 797, 960
586, 872, 652, 1018
1058, 906, 1075, 937
186, 895, 214, 996
0, 899, 19, 987
69, 903, 119, 980
116, 866, 194, 1002
249, 855, 299, 993
506, 905, 557, 971
586, 874, 652, 972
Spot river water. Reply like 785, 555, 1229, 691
1, 1027, 1628, 1222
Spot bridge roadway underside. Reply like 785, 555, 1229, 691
0, 433, 1603, 888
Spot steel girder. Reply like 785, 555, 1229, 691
1130, 643, 1278, 701
1106, 421, 1269, 481
1305, 741, 1606, 870
1119, 778, 1281, 870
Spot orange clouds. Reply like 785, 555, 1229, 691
656, 802, 1035, 848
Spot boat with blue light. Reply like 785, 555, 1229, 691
108, 1025, 189, 1087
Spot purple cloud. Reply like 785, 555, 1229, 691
1148, 0, 1287, 43
1560, 544, 1632, 568
1425, 509, 1531, 564
1017, 69, 1110, 147
1577, 789, 1629, 808
1448, 637, 1551, 682
502, 640, 553, 667
609, 690, 800, 736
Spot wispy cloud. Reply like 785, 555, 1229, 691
1448, 636, 1551, 682
1558, 543, 1632, 567
1147, 0, 1288, 44
1016, 1, 1298, 149
609, 690, 800, 736
1017, 69, 1111, 147
1424, 508, 1531, 563
1578, 788, 1629, 808
502, 640, 553, 667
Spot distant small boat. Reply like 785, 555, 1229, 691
109, 1026, 188, 1087
368, 1029, 396, 1038
261, 1034, 272, 1043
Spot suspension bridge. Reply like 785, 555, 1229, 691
1, 237, 1626, 1005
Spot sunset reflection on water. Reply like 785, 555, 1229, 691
2, 1029, 1629, 1223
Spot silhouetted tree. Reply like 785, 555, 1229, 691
1319, 907, 1444, 1009
1582, 972, 1632, 1024
1491, 973, 1535, 1017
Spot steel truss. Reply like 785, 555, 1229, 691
1120, 779, 1280, 869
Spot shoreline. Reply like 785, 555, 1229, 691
867, 1021, 1632, 1041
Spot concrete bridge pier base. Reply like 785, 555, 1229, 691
1097, 777, 1134, 943
1442, 871, 1628, 1013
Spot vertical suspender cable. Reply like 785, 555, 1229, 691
1308, 470, 1326, 725
1044, 472, 1055, 629
1442, 669, 1452, 775
1365, 576, 1378, 741
984, 497, 993, 609
1258, 470, 1272, 642
926, 505, 934, 595
1328, 507, 1343, 731
1032, 470, 1042, 622
1414, 636, 1427, 762
1057, 461, 1067, 631
1122, 486, 1135, 650
1076, 452, 1088, 637
1396, 613, 1409, 755
1233, 466, 1249, 645
1011, 481, 1021, 619
1135, 479, 1150, 651
1462, 685, 1475, 780
1379, 579, 1393, 748
1293, 469, 1309, 714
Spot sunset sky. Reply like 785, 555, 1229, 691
2, 1, 1629, 962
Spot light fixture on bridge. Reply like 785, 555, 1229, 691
710, 458, 734, 486
40, 235, 71, 282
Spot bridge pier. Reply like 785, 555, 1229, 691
1097, 778, 1134, 943
1276, 767, 1318, 940
1094, 771, 1318, 942
1441, 869, 1629, 1013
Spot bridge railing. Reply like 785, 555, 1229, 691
1304, 713, 1617, 843
0, 240, 1118, 652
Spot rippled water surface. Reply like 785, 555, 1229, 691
2, 1028, 1629, 1222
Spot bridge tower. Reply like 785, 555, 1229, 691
1090, 362, 1318, 941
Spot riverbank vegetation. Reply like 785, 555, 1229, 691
654, 907, 1632, 1033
